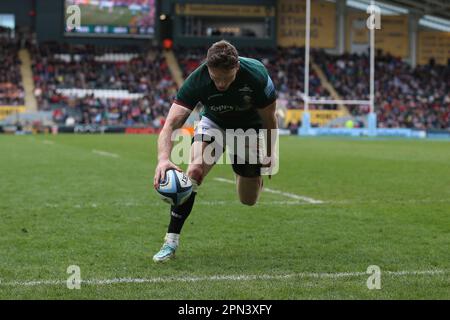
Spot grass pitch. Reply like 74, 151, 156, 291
0, 135, 449, 299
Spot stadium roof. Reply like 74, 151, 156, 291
347, 0, 450, 30
384, 0, 450, 20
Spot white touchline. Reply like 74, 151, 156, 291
196, 200, 310, 206
40, 200, 319, 210
40, 198, 450, 211
214, 177, 324, 204
42, 140, 55, 145
1, 269, 448, 287
262, 187, 324, 204
92, 149, 120, 158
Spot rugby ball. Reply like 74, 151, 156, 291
156, 169, 193, 206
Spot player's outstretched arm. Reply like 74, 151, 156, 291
153, 103, 192, 188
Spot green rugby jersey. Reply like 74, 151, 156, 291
174, 57, 277, 129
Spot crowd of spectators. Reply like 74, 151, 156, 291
316, 50, 449, 130
376, 58, 449, 130
30, 43, 177, 126
0, 28, 25, 106
26, 39, 449, 130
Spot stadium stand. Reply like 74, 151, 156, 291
316, 50, 450, 130
0, 29, 438, 131
19, 40, 448, 130
29, 43, 177, 125
0, 28, 25, 106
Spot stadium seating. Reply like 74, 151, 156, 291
27, 40, 449, 130
0, 30, 25, 106
29, 43, 177, 125
315, 51, 450, 130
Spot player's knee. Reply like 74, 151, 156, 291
187, 166, 204, 185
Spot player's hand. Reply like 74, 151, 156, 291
153, 159, 182, 189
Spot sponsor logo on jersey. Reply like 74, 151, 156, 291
239, 85, 253, 93
210, 105, 235, 113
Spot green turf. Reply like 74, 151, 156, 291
0, 135, 449, 299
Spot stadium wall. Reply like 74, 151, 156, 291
162, 0, 276, 47
0, 0, 34, 28
1, 124, 448, 139
297, 127, 429, 139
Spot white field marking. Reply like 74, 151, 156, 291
1, 269, 448, 287
42, 140, 55, 145
92, 149, 120, 158
40, 197, 450, 211
196, 200, 308, 206
41, 200, 311, 209
214, 177, 324, 204
314, 198, 450, 206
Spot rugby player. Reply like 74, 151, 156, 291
153, 40, 277, 262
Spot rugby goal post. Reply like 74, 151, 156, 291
300, 0, 377, 136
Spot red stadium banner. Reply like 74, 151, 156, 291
125, 127, 162, 134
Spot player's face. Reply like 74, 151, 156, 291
208, 66, 239, 92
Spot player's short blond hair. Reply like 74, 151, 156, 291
206, 40, 239, 70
